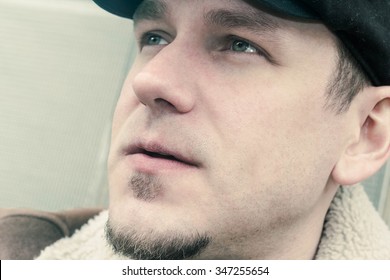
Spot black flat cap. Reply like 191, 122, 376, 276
93, 0, 390, 86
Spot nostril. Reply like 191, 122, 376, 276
154, 98, 175, 109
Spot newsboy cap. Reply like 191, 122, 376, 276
92, 0, 390, 87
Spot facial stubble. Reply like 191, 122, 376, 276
105, 173, 211, 259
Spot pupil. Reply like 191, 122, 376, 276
148, 36, 160, 45
233, 40, 248, 51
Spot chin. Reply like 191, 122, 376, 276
105, 212, 212, 260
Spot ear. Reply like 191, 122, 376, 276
332, 86, 390, 185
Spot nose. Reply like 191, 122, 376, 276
131, 44, 197, 114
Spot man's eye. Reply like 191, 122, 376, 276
230, 39, 257, 53
142, 33, 168, 46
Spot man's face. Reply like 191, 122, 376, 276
107, 0, 352, 259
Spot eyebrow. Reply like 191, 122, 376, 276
204, 8, 281, 34
133, 0, 281, 34
133, 0, 168, 24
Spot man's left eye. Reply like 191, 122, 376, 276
230, 39, 257, 53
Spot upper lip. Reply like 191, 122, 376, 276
124, 140, 199, 167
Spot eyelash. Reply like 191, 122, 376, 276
224, 35, 266, 57
138, 32, 271, 61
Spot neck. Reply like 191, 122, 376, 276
196, 185, 338, 260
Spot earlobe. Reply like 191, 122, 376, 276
332, 87, 390, 186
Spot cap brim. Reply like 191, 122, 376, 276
93, 0, 318, 20
93, 0, 142, 19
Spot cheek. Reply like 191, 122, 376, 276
111, 75, 139, 138
208, 72, 341, 198
209, 110, 342, 235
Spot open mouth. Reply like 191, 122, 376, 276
124, 141, 199, 169
143, 149, 182, 162
132, 147, 198, 168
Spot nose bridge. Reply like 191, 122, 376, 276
132, 41, 197, 113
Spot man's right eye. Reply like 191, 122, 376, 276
141, 33, 169, 46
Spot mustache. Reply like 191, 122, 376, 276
115, 119, 207, 167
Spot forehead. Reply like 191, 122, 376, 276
134, 0, 282, 27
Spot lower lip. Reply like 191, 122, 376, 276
125, 153, 196, 173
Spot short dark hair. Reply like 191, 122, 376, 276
325, 40, 371, 114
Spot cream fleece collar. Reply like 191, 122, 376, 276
36, 185, 390, 260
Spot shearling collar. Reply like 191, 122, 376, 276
315, 185, 390, 259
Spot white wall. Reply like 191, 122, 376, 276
0, 0, 135, 210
